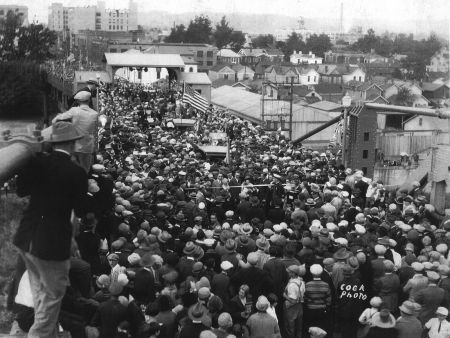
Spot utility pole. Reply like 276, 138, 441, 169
289, 77, 294, 140
261, 75, 265, 122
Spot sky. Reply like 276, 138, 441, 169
2, 0, 449, 31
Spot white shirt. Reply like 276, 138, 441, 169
425, 318, 450, 338
267, 305, 278, 322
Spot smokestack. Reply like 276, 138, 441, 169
339, 2, 344, 34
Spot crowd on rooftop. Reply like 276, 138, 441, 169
9, 78, 450, 338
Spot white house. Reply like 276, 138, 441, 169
297, 67, 320, 85
208, 64, 235, 82
341, 66, 366, 84
290, 51, 323, 65
232, 64, 255, 81
217, 49, 241, 64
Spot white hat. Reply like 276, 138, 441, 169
220, 261, 233, 271
198, 202, 205, 210
74, 90, 91, 101
338, 220, 348, 227
334, 237, 348, 246
436, 307, 449, 316
310, 264, 323, 276
355, 224, 366, 234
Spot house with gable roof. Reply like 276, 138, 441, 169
316, 64, 366, 84
343, 81, 388, 104
238, 48, 268, 66
208, 64, 236, 82
217, 48, 241, 64
231, 64, 255, 81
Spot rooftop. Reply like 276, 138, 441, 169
179, 72, 212, 85
308, 100, 342, 111
218, 49, 241, 58
104, 53, 185, 67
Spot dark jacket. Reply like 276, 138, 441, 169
14, 151, 88, 261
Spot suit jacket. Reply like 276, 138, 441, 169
263, 257, 289, 297
374, 273, 400, 312
14, 151, 87, 261
231, 266, 273, 301
132, 268, 156, 304
91, 298, 128, 338
415, 285, 445, 324
211, 272, 231, 306
229, 295, 248, 324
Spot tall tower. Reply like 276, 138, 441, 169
339, 2, 344, 34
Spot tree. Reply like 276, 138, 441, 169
352, 28, 379, 53
16, 24, 57, 62
252, 34, 275, 48
165, 24, 186, 43
229, 30, 245, 52
282, 32, 306, 61
306, 34, 332, 58
213, 16, 233, 49
185, 15, 212, 44
396, 87, 413, 106
0, 10, 21, 61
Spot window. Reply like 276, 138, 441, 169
110, 48, 117, 53
195, 89, 202, 95
363, 150, 368, 159
207, 61, 213, 66
353, 76, 356, 80
137, 70, 142, 80
197, 51, 204, 58
224, 74, 229, 80
359, 76, 362, 81
286, 77, 289, 82
363, 132, 369, 141
206, 51, 213, 58
269, 89, 273, 97
189, 67, 193, 72
308, 76, 310, 82
314, 76, 316, 82
121, 49, 127, 53
362, 167, 368, 175
419, 118, 423, 126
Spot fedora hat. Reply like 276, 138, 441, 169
333, 247, 351, 260
239, 223, 253, 235
305, 198, 316, 206
220, 229, 234, 243
157, 231, 172, 243
399, 300, 416, 315
256, 237, 269, 250
50, 121, 84, 143
183, 241, 197, 256
224, 239, 237, 253
188, 303, 208, 323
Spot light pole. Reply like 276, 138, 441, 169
341, 92, 352, 168
95, 73, 100, 154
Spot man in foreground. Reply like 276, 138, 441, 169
13, 121, 88, 337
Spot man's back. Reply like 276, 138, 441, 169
55, 106, 98, 153
14, 151, 87, 261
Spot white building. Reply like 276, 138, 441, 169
290, 51, 323, 65
48, 0, 137, 33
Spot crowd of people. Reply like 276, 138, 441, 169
8, 78, 450, 338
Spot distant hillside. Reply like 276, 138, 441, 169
138, 11, 449, 39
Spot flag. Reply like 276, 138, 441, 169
182, 83, 209, 113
